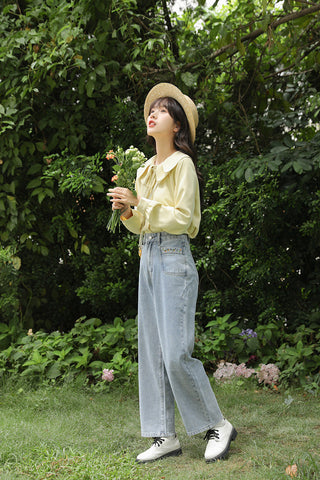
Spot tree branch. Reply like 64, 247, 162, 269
238, 92, 262, 155
294, 0, 318, 6
142, 4, 320, 75
162, 0, 180, 60
208, 4, 320, 61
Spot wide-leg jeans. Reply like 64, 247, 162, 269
138, 232, 223, 437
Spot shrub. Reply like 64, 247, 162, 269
194, 314, 320, 390
0, 316, 138, 386
213, 360, 280, 387
0, 245, 22, 349
276, 324, 320, 388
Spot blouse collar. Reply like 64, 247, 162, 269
137, 151, 186, 183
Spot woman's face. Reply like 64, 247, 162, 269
147, 100, 179, 140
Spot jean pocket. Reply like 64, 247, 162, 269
160, 246, 186, 276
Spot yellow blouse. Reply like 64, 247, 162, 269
122, 150, 201, 238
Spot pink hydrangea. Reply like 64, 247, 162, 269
214, 361, 256, 380
213, 361, 237, 380
235, 363, 256, 378
102, 368, 114, 382
213, 361, 280, 385
256, 364, 280, 385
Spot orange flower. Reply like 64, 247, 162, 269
285, 464, 298, 477
111, 175, 118, 182
106, 150, 115, 160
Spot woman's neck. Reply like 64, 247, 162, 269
154, 140, 177, 165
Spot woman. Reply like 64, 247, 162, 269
108, 83, 237, 463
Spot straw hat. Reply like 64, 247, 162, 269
144, 83, 199, 143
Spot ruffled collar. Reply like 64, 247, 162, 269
137, 151, 187, 183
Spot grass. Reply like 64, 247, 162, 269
0, 377, 319, 480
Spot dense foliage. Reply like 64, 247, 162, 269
0, 316, 138, 385
1, 0, 320, 385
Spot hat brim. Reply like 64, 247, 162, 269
144, 83, 198, 143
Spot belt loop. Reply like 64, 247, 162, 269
158, 232, 161, 246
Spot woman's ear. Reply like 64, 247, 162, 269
173, 122, 181, 133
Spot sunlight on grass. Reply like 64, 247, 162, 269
0, 380, 319, 479
1, 448, 155, 480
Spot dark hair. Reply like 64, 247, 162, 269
146, 97, 202, 184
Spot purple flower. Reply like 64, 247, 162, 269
102, 368, 114, 382
240, 328, 257, 339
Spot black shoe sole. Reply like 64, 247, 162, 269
136, 448, 182, 464
205, 428, 238, 463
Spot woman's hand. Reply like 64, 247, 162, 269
107, 187, 140, 211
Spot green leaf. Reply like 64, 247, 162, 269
0, 323, 10, 333
40, 246, 49, 256
181, 72, 198, 87
38, 191, 46, 203
245, 167, 254, 183
30, 187, 44, 197
86, 79, 95, 97
69, 228, 78, 239
36, 142, 46, 152
92, 179, 105, 193
20, 233, 29, 243
246, 337, 259, 352
26, 178, 42, 189
23, 350, 43, 365
11, 256, 21, 270
271, 145, 289, 154
294, 159, 312, 173
95, 64, 106, 77
46, 362, 61, 379
81, 244, 90, 255
27, 164, 41, 176
236, 37, 246, 56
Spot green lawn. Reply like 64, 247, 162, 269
0, 378, 319, 479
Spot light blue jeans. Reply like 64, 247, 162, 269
138, 232, 223, 437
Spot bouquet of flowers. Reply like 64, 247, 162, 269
106, 146, 146, 232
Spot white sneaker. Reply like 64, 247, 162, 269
136, 435, 182, 463
204, 419, 237, 463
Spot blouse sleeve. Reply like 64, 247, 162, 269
121, 208, 145, 235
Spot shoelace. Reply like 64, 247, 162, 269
152, 437, 165, 447
204, 429, 220, 441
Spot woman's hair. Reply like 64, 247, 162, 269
146, 97, 202, 184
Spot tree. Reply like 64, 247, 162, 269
0, 0, 320, 342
